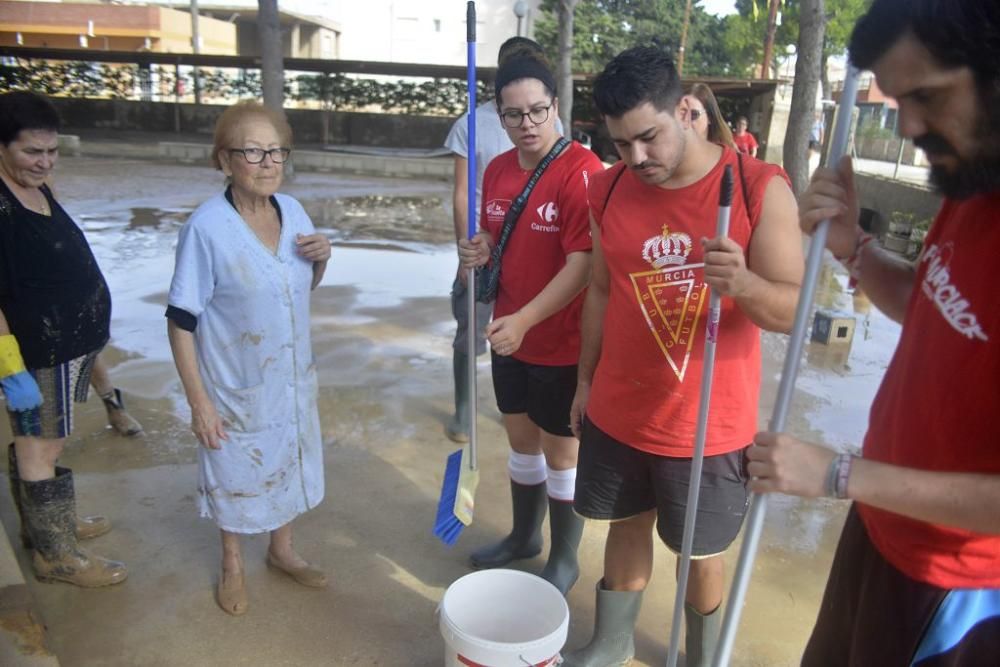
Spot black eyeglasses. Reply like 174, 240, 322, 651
500, 105, 552, 128
229, 147, 291, 164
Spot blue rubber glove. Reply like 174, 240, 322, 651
1, 371, 43, 412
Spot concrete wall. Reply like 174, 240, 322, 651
50, 98, 455, 149
855, 172, 942, 238
159, 142, 452, 180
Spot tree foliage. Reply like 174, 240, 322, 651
534, 0, 732, 76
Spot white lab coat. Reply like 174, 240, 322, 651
168, 192, 324, 533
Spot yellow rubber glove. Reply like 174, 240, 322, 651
0, 335, 43, 411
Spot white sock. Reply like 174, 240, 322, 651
508, 452, 547, 486
546, 466, 576, 502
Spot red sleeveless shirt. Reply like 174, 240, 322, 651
586, 149, 787, 457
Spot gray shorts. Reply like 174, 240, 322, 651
450, 277, 493, 355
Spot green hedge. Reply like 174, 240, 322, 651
0, 60, 491, 116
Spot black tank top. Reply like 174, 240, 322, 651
0, 178, 110, 368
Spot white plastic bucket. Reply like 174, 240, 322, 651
439, 569, 569, 667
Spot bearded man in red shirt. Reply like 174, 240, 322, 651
749, 1, 1000, 664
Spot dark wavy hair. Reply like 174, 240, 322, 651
850, 1, 1000, 88
592, 46, 683, 119
0, 91, 61, 146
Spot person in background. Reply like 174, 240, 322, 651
749, 1, 1000, 663
809, 110, 825, 156
733, 116, 758, 157
0, 90, 127, 587
685, 82, 737, 150
90, 355, 143, 437
443, 36, 563, 444
458, 55, 603, 596
167, 102, 331, 616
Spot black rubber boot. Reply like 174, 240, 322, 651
469, 480, 546, 569
561, 580, 644, 666
684, 601, 722, 667
445, 350, 470, 443
9, 445, 111, 549
7, 443, 29, 548
20, 468, 127, 587
540, 497, 584, 595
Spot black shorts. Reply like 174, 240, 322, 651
490, 353, 576, 437
574, 418, 749, 557
803, 506, 1000, 666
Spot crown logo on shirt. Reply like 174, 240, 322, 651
642, 225, 693, 269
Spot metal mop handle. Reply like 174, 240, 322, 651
711, 66, 862, 667
465, 1, 478, 473
665, 164, 734, 667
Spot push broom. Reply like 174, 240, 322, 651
711, 66, 862, 666
434, 0, 480, 546
665, 164, 734, 667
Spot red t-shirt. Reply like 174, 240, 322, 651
858, 192, 1000, 589
586, 149, 787, 457
733, 132, 758, 155
481, 142, 603, 366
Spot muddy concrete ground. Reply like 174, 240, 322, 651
0, 155, 900, 666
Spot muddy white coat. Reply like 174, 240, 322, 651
168, 192, 324, 533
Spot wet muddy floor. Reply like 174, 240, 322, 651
0, 155, 901, 666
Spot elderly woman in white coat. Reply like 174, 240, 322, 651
167, 102, 331, 616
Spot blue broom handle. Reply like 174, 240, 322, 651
665, 165, 734, 667
465, 1, 478, 472
711, 65, 862, 667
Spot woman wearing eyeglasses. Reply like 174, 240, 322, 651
167, 101, 331, 615
458, 56, 603, 596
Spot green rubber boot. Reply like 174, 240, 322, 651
540, 497, 584, 595
469, 480, 546, 569
445, 350, 470, 443
684, 602, 722, 667
561, 581, 643, 666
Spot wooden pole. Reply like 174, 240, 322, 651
677, 0, 693, 75
761, 0, 780, 78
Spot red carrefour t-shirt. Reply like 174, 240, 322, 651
480, 141, 604, 366
858, 192, 1000, 589
586, 149, 787, 457
733, 132, 758, 156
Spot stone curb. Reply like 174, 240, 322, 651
0, 519, 60, 666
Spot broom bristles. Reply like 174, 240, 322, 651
433, 448, 466, 546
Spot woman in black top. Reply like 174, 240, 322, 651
0, 91, 126, 587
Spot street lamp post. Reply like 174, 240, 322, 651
513, 0, 527, 37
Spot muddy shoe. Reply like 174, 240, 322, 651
32, 549, 128, 587
20, 468, 128, 588
101, 388, 143, 437
216, 568, 248, 616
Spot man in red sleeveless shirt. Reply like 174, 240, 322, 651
562, 47, 803, 667
748, 2, 1000, 664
